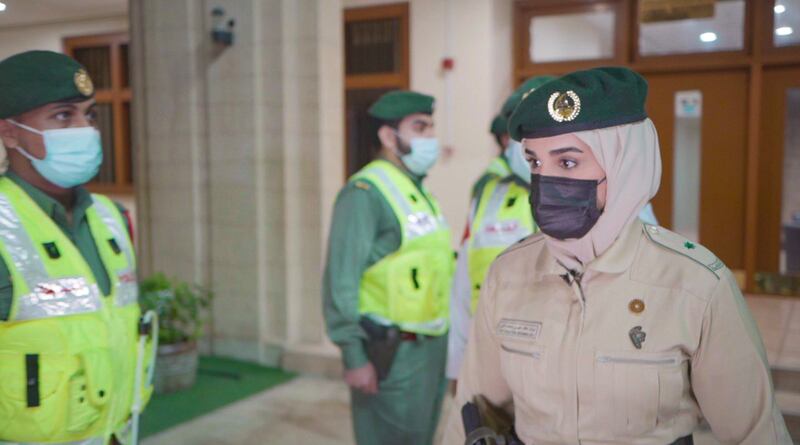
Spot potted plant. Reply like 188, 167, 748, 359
139, 273, 213, 394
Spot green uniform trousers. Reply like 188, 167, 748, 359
350, 333, 448, 445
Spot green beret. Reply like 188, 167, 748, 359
368, 90, 434, 121
500, 75, 556, 120
508, 67, 648, 140
489, 114, 506, 136
0, 50, 95, 119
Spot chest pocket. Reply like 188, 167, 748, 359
594, 350, 686, 437
499, 339, 546, 390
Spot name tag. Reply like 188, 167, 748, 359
497, 319, 542, 340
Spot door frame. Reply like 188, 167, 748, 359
343, 2, 410, 180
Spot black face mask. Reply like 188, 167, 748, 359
529, 174, 606, 240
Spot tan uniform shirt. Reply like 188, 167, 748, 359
444, 221, 791, 445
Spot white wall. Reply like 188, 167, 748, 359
0, 16, 129, 60
340, 0, 514, 245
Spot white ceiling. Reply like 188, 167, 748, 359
0, 0, 128, 29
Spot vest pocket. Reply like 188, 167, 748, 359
0, 331, 114, 441
594, 351, 684, 437
0, 352, 69, 441
387, 250, 448, 325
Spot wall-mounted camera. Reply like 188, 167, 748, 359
211, 7, 235, 46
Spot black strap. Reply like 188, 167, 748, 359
139, 316, 153, 336
25, 354, 40, 407
108, 238, 122, 255
42, 242, 60, 259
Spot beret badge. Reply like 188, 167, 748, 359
547, 90, 581, 123
74, 69, 94, 97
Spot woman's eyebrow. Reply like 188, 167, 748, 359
549, 147, 583, 155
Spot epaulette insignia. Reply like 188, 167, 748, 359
643, 224, 723, 278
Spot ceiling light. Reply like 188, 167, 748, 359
699, 32, 718, 43
776, 26, 794, 36
775, 4, 786, 14
0, 2, 6, 12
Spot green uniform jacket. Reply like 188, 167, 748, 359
0, 172, 126, 320
322, 159, 428, 370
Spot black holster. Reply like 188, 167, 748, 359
359, 317, 402, 381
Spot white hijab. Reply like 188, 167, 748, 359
544, 118, 662, 271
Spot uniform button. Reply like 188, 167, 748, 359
629, 299, 645, 314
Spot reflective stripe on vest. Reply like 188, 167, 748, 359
470, 181, 532, 250
0, 437, 106, 445
91, 196, 137, 307
0, 194, 102, 321
367, 166, 446, 240
467, 178, 535, 313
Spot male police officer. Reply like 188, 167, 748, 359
477, 115, 513, 197
447, 76, 553, 382
0, 50, 154, 444
323, 91, 453, 445
469, 77, 555, 203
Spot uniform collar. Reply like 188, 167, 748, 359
5, 171, 93, 227
529, 237, 567, 278
535, 220, 643, 278
378, 156, 425, 186
502, 172, 529, 188
586, 219, 643, 274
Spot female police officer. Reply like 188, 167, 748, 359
443, 67, 791, 444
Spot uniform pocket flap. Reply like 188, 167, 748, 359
500, 341, 545, 360
80, 349, 112, 406
595, 350, 682, 367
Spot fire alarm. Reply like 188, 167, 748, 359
441, 58, 455, 71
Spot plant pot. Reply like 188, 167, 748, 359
153, 341, 198, 394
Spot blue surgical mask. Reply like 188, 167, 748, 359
395, 133, 440, 175
8, 120, 103, 188
505, 139, 531, 184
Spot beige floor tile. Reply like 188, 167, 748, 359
142, 375, 795, 445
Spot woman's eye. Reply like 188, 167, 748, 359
560, 159, 577, 169
527, 158, 541, 168
86, 111, 98, 123
54, 111, 71, 121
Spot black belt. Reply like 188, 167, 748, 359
399, 331, 432, 341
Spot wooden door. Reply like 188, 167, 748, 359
757, 67, 800, 285
645, 71, 749, 270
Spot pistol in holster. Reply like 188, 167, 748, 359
462, 396, 524, 445
359, 317, 402, 381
